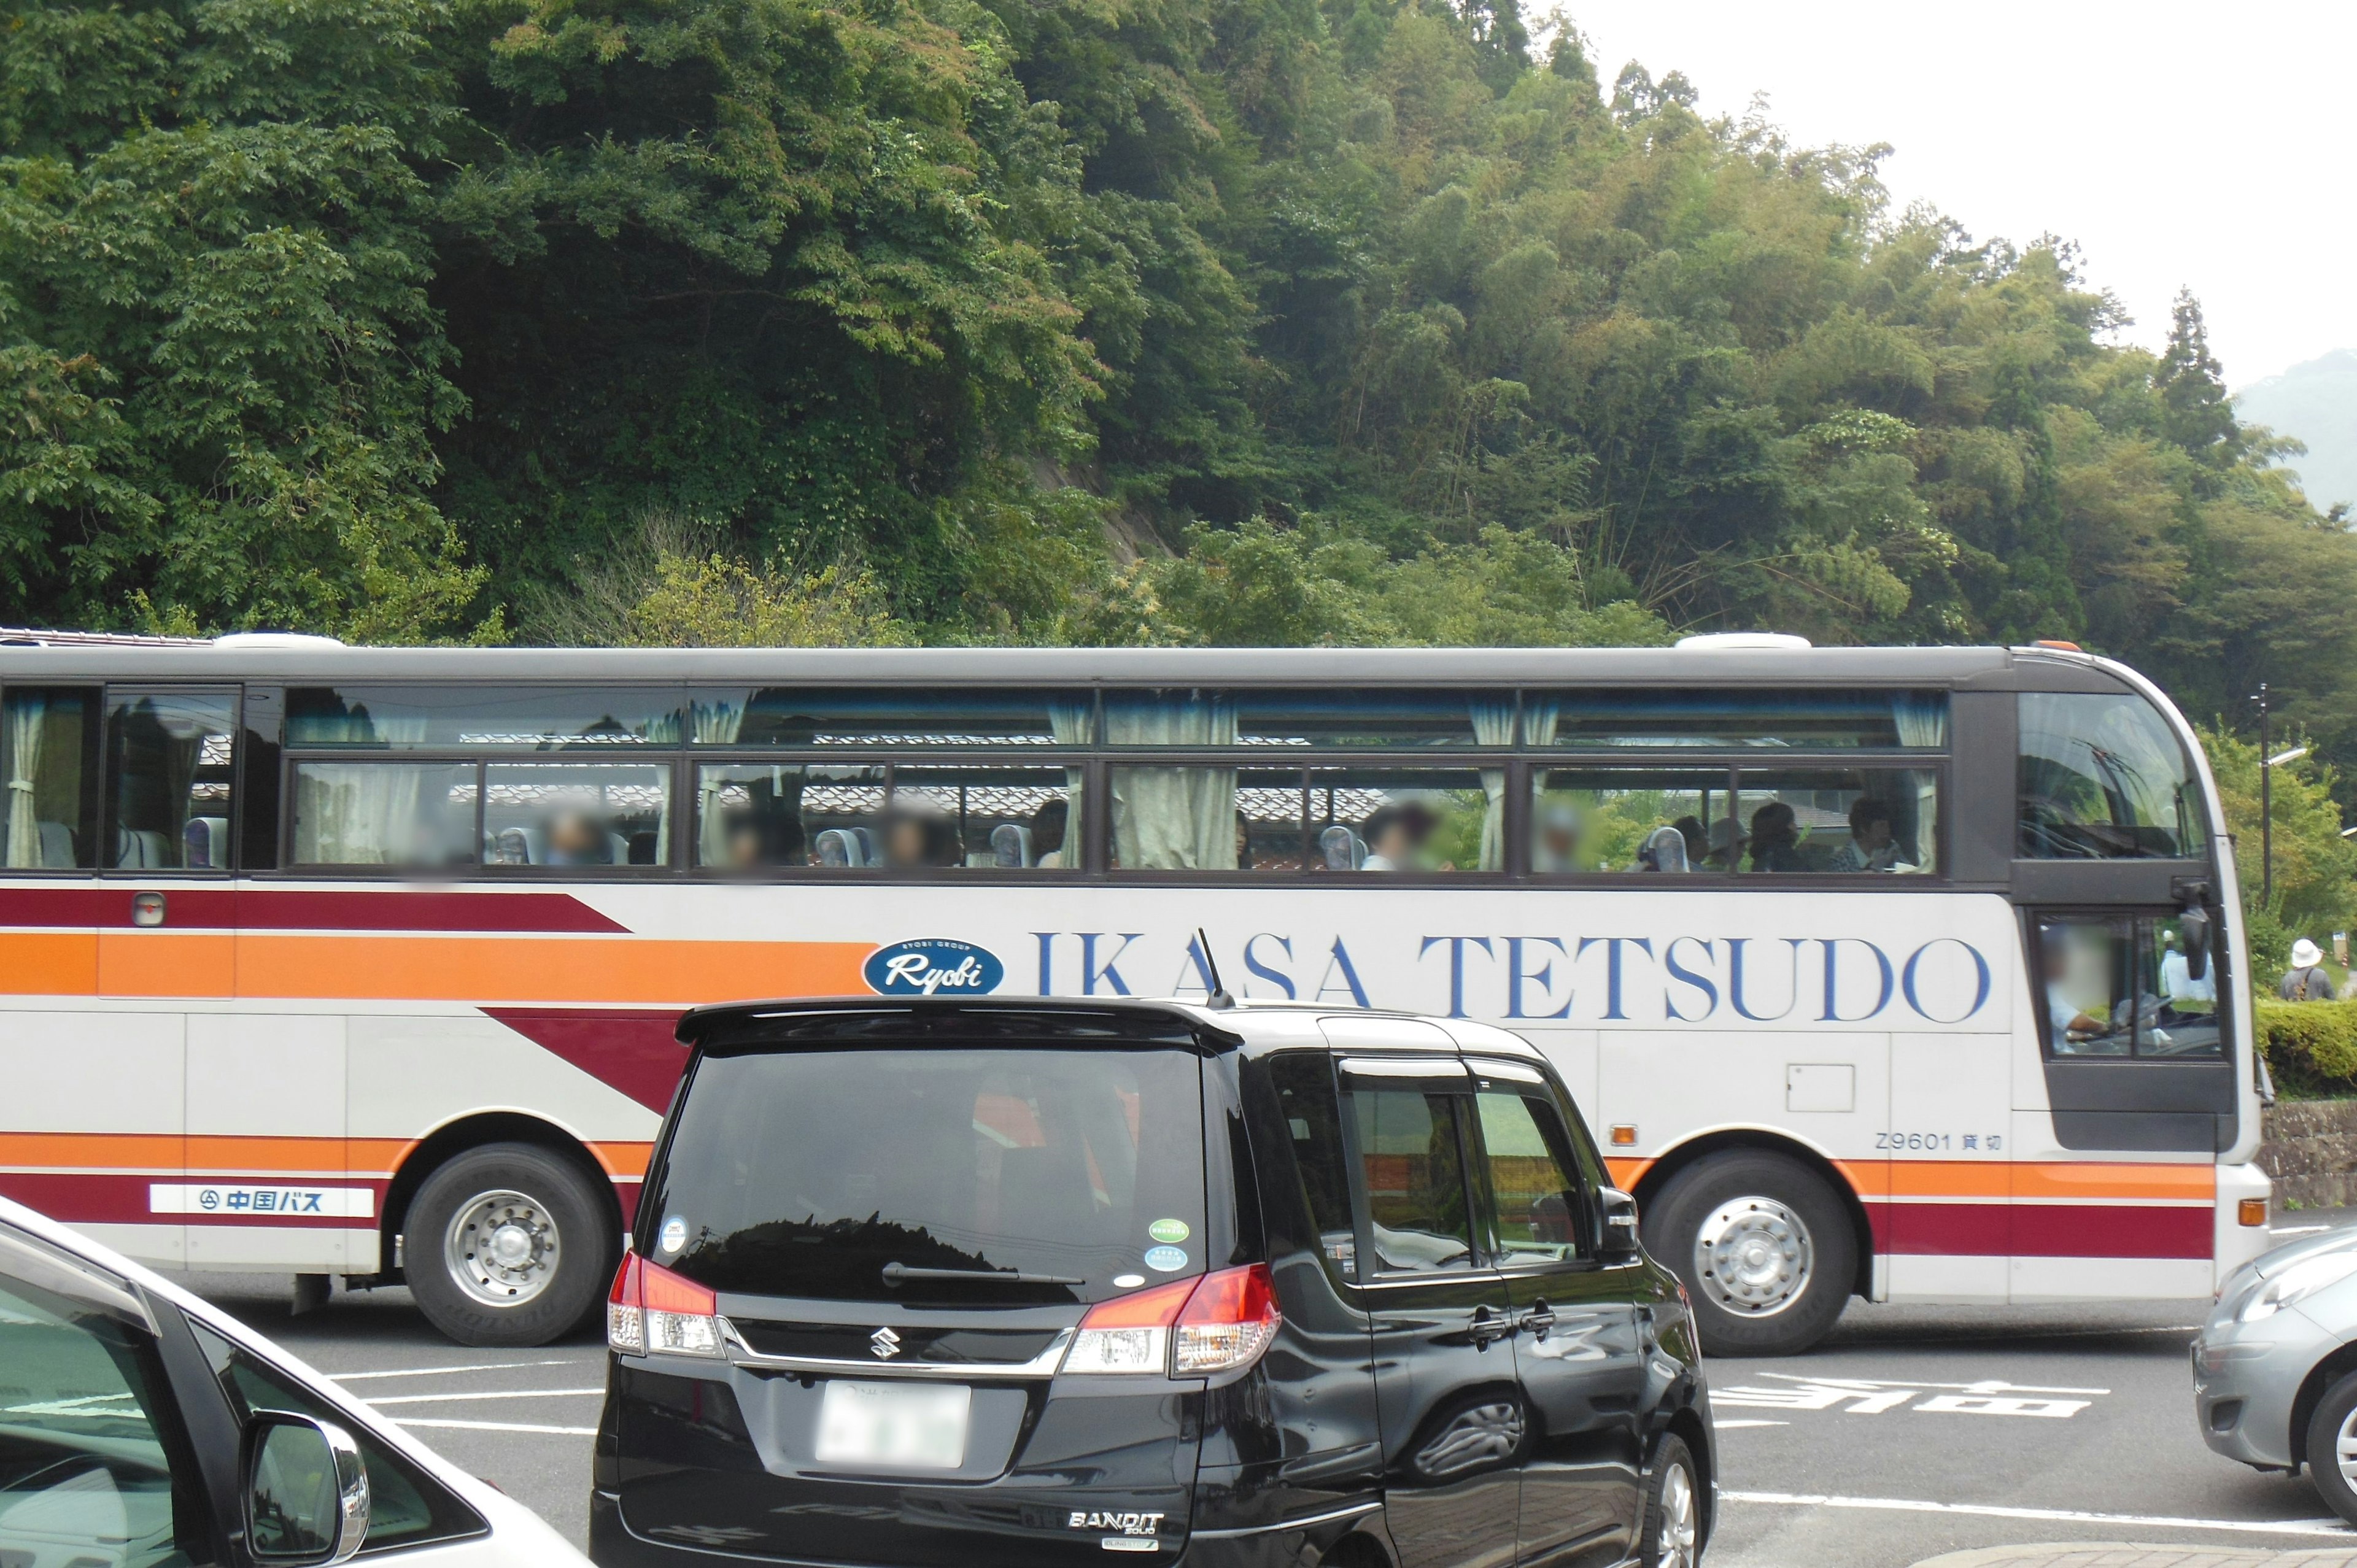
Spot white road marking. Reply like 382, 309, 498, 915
1723, 1490, 2354, 1539
366, 1388, 604, 1406
329, 1360, 583, 1381
1714, 1419, 1789, 1429
392, 1418, 598, 1437
2275, 1225, 2334, 1236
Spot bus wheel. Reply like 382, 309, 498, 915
1646, 1150, 1854, 1357
406, 1143, 615, 1347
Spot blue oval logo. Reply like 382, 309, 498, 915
864, 939, 1005, 997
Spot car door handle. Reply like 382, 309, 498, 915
1520, 1301, 1556, 1339
1469, 1307, 1512, 1346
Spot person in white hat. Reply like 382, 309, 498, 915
2281, 938, 2334, 1001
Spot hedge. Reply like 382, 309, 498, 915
2256, 999, 2357, 1097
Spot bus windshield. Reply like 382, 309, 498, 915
2017, 693, 2206, 860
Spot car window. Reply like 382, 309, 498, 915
185, 1322, 484, 1553
0, 1267, 209, 1568
1350, 1089, 1477, 1275
2034, 913, 2224, 1060
1473, 1089, 1592, 1267
1266, 1054, 1359, 1281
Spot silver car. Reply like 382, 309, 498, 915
2194, 1222, 2357, 1522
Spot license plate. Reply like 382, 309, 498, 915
814, 1380, 972, 1470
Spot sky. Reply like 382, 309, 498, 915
1562, 1, 2356, 388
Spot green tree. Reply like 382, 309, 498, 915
2201, 724, 2357, 979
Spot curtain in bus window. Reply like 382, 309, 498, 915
290, 713, 432, 865
107, 693, 235, 870
1047, 700, 1091, 868
4, 690, 92, 868
1107, 692, 1236, 869
1469, 698, 1513, 871
691, 699, 752, 865
2018, 693, 2205, 859
1891, 697, 1944, 871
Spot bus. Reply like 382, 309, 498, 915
0, 631, 2269, 1354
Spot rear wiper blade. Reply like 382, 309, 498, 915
880, 1261, 1084, 1286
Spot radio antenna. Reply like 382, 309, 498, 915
1195, 928, 1236, 1010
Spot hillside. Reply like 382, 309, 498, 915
2239, 350, 2357, 513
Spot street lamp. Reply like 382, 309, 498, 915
2253, 682, 2308, 908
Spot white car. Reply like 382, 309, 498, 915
0, 1194, 587, 1568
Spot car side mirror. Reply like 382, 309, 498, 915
245, 1412, 369, 1566
2180, 906, 2212, 983
1598, 1188, 1642, 1262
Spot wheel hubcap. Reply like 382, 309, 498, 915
1693, 1195, 1813, 1318
2335, 1408, 2357, 1489
445, 1189, 561, 1308
1658, 1461, 1698, 1568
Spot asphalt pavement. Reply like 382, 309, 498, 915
168, 1214, 2357, 1568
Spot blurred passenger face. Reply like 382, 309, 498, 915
544, 809, 609, 865
881, 815, 928, 868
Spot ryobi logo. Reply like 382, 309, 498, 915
864, 938, 1005, 997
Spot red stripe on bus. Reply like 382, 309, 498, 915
1865, 1201, 2212, 1259
482, 1008, 689, 1113
0, 887, 628, 933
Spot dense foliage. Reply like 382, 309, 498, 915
7, 0, 2357, 764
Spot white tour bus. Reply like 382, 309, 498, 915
0, 631, 2267, 1352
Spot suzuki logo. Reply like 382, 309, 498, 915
870, 1326, 902, 1360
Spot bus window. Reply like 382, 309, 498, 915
483, 763, 670, 867
692, 689, 1089, 748
1234, 690, 1502, 748
2035, 914, 2223, 1059
2018, 693, 2207, 859
778, 765, 888, 868
1528, 769, 1728, 873
290, 762, 476, 867
288, 686, 680, 750
106, 690, 235, 870
1307, 767, 1489, 871
1107, 764, 1257, 871
884, 765, 1083, 870
2, 687, 98, 869
1536, 689, 1947, 749
1735, 767, 1938, 874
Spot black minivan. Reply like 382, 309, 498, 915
589, 998, 1712, 1568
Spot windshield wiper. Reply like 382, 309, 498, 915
880, 1261, 1084, 1287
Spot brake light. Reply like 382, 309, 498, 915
608, 1253, 724, 1358
1175, 1264, 1280, 1373
1061, 1265, 1280, 1378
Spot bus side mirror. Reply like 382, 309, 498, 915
2179, 906, 2212, 983
1598, 1189, 1641, 1262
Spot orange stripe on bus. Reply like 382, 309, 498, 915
1836, 1160, 2212, 1203
0, 933, 98, 994
98, 932, 236, 997
235, 935, 869, 1003
0, 1130, 654, 1183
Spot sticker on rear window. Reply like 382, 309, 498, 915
1144, 1246, 1188, 1272
1147, 1218, 1190, 1245
659, 1216, 688, 1254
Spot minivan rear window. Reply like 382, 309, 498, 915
648, 1048, 1208, 1305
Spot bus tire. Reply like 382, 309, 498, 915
1645, 1149, 1853, 1358
405, 1143, 615, 1347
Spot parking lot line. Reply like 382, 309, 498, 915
330, 1360, 583, 1381
390, 1417, 600, 1437
365, 1388, 604, 1406
1723, 1490, 2355, 1539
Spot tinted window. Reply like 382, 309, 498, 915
2035, 914, 2223, 1059
649, 1048, 1207, 1305
1537, 689, 1946, 748
1473, 1089, 1590, 1265
287, 686, 679, 749
1351, 1089, 1476, 1274
0, 1272, 202, 1568
692, 689, 1088, 747
107, 691, 235, 870
484, 763, 669, 867
1530, 768, 1732, 873
2, 687, 98, 869
2018, 693, 2207, 859
290, 762, 476, 868
189, 1321, 481, 1550
1310, 767, 1490, 871
1736, 767, 1939, 874
1267, 1054, 1358, 1281
1234, 690, 1503, 748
